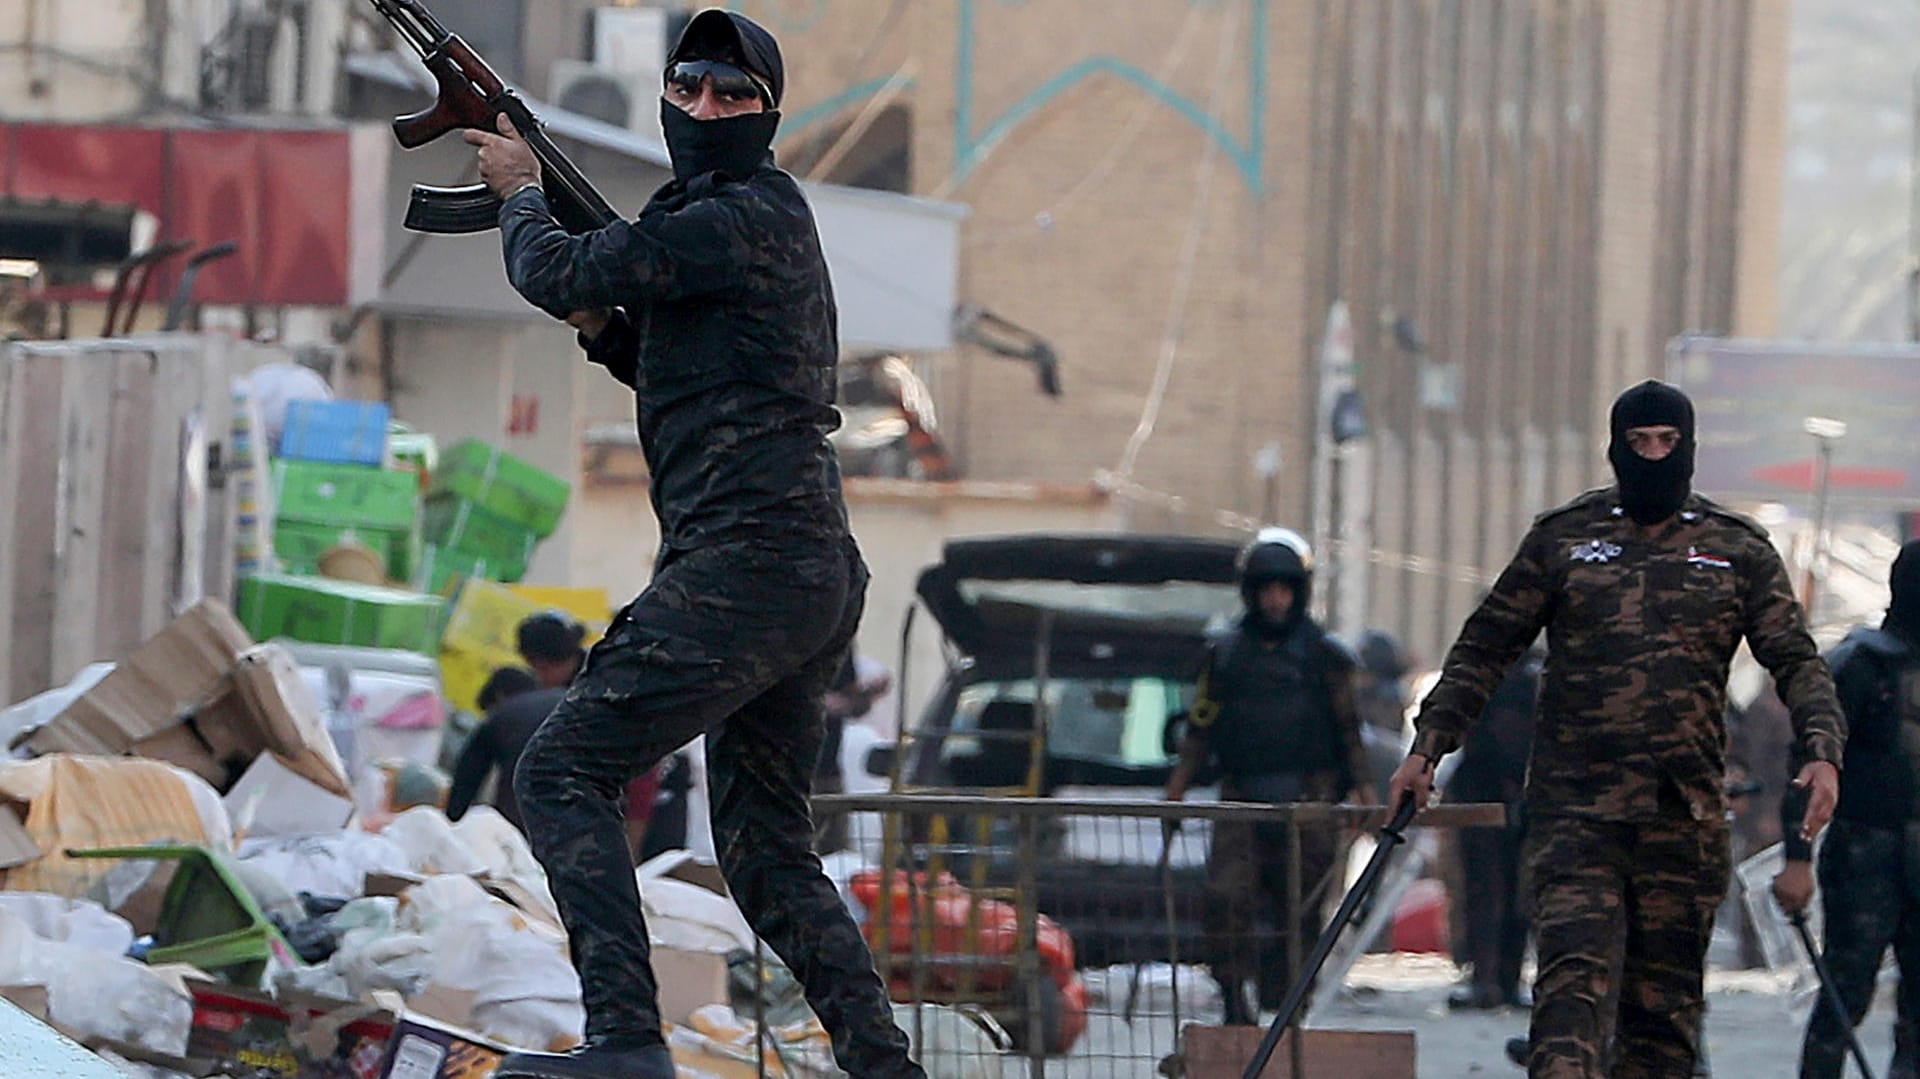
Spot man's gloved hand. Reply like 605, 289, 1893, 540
1772, 859, 1815, 915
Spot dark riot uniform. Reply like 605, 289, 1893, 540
1786, 623, 1920, 1079
1189, 610, 1369, 1018
1410, 487, 1844, 1079
492, 34, 920, 1076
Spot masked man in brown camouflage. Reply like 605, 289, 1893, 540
1388, 380, 1845, 1078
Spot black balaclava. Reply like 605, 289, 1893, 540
1887, 539, 1920, 643
661, 9, 783, 184
1607, 379, 1696, 526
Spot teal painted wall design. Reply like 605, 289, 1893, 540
766, 0, 1269, 193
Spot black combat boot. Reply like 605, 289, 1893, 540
495, 1041, 676, 1079
1219, 975, 1256, 1026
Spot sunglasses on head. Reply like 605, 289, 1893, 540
663, 60, 772, 107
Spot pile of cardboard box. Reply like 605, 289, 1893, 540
0, 598, 988, 1079
9, 599, 349, 800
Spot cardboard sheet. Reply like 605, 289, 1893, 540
17, 600, 253, 757
0, 756, 216, 897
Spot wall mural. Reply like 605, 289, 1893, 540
760, 0, 1269, 194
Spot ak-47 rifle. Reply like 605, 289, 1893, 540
368, 0, 618, 236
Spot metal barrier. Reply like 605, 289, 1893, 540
813, 794, 1503, 1078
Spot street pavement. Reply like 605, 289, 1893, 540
1320, 954, 1897, 1078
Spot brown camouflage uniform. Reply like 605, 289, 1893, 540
1411, 487, 1845, 1079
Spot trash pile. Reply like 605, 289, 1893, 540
0, 602, 1013, 1078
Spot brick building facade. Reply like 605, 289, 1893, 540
764, 0, 1787, 659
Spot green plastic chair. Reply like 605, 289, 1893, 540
67, 844, 299, 988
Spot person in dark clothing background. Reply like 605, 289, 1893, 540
448, 665, 555, 831
1775, 538, 1920, 1079
1164, 527, 1373, 1025
1446, 646, 1542, 1011
463, 10, 924, 1078
519, 611, 587, 690
480, 666, 540, 711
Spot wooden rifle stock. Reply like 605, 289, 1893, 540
369, 0, 619, 236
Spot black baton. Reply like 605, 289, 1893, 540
1241, 794, 1419, 1079
1790, 911, 1878, 1079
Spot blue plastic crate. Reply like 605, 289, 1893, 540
278, 399, 392, 466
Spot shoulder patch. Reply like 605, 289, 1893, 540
1531, 486, 1614, 528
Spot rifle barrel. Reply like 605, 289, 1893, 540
369, 0, 434, 54
390, 0, 451, 40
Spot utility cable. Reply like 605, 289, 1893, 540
1115, 0, 1245, 485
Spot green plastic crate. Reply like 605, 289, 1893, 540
428, 440, 569, 538
273, 520, 395, 570
69, 845, 298, 988
237, 573, 446, 655
414, 543, 502, 597
271, 519, 422, 582
272, 459, 421, 534
422, 496, 537, 582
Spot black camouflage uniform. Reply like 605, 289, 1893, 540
1407, 382, 1845, 1079
490, 11, 923, 1079
1169, 529, 1370, 1024
1784, 538, 1920, 1079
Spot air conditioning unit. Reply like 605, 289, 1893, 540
549, 60, 659, 140
592, 7, 670, 77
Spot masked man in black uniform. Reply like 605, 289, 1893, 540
1165, 528, 1373, 1024
463, 10, 924, 1078
1775, 538, 1920, 1079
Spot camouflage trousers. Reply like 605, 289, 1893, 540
513, 538, 926, 1079
1800, 818, 1920, 1079
1204, 773, 1341, 1012
1524, 811, 1729, 1079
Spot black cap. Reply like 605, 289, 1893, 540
669, 9, 784, 109
518, 611, 586, 663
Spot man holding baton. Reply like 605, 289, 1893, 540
1388, 380, 1845, 1078
1774, 539, 1920, 1079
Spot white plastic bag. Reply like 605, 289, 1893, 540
237, 830, 412, 899
392, 875, 582, 1048
891, 1002, 1008, 1079
449, 807, 545, 883
0, 908, 193, 1056
0, 893, 133, 956
381, 806, 489, 877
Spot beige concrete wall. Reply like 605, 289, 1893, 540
384, 317, 586, 587
1733, 0, 1790, 338
761, 0, 1788, 664
0, 0, 150, 120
